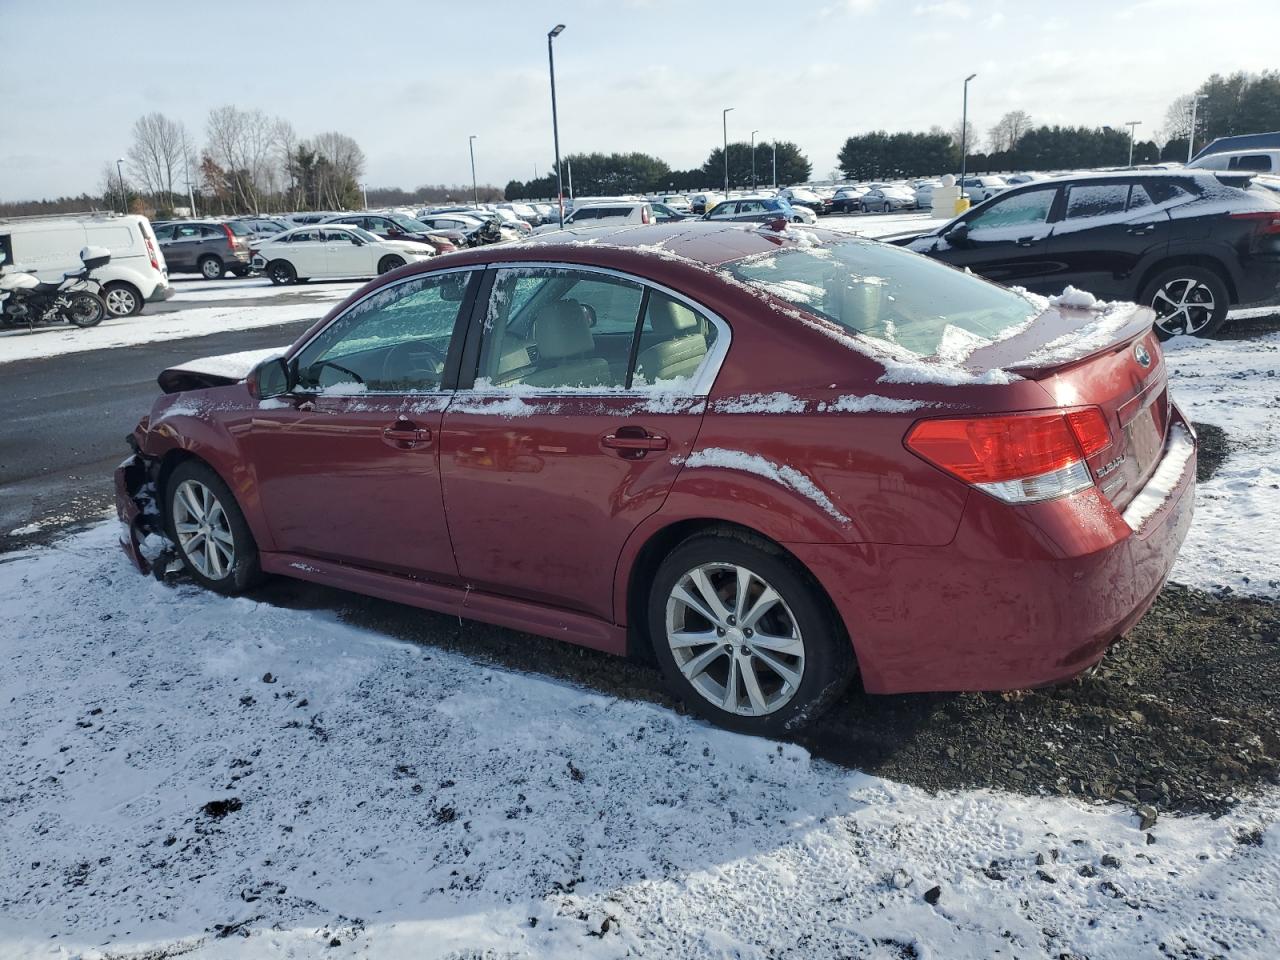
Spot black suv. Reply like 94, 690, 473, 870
898, 171, 1280, 338
152, 220, 254, 279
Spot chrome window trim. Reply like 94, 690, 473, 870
286, 266, 477, 397
468, 260, 732, 399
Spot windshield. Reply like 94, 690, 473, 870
390, 214, 430, 232
347, 226, 381, 243
724, 239, 1038, 357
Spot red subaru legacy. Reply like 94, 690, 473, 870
116, 220, 1195, 735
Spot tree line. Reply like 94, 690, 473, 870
502, 142, 813, 201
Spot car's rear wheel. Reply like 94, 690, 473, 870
164, 460, 263, 594
102, 282, 142, 317
377, 255, 406, 274
198, 256, 225, 280
1141, 266, 1229, 340
648, 533, 854, 736
267, 260, 296, 285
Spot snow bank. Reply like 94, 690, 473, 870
1, 524, 1278, 959
1166, 331, 1280, 595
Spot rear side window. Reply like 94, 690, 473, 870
1228, 154, 1272, 172
569, 208, 599, 221
725, 238, 1038, 358
1064, 184, 1128, 219
1145, 180, 1195, 204
200, 225, 224, 239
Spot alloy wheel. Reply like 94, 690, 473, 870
1151, 278, 1216, 336
172, 479, 236, 580
104, 287, 136, 316
665, 562, 806, 717
201, 259, 223, 279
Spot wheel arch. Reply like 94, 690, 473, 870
1138, 251, 1238, 303
618, 517, 851, 669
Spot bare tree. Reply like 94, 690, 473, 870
126, 113, 186, 207
273, 119, 300, 209
951, 119, 980, 155
1162, 93, 1196, 143
310, 131, 366, 209
99, 161, 130, 212
987, 110, 1033, 153
205, 105, 281, 214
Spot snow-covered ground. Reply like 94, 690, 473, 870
1166, 330, 1280, 595
1, 328, 1279, 958
0, 281, 357, 366
1, 524, 1276, 960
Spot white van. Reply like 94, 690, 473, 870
0, 214, 173, 317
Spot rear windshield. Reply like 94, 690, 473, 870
724, 239, 1039, 357
390, 214, 431, 232
225, 221, 253, 237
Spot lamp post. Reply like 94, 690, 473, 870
751, 130, 759, 191
1125, 120, 1142, 167
959, 73, 976, 190
566, 157, 574, 202
181, 129, 197, 218
547, 23, 566, 227
469, 135, 479, 207
772, 141, 777, 189
116, 158, 126, 215
362, 183, 369, 209
722, 107, 734, 198
1187, 94, 1207, 162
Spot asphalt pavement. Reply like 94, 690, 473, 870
0, 320, 313, 542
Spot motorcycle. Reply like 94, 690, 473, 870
470, 217, 523, 246
0, 246, 110, 330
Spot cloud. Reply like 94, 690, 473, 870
912, 1, 972, 17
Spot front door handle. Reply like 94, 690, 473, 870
601, 427, 669, 459
382, 421, 432, 449
1015, 236, 1039, 247
1127, 224, 1155, 235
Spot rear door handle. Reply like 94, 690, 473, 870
1015, 236, 1039, 247
1127, 224, 1155, 235
601, 429, 669, 458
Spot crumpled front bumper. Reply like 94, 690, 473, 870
114, 446, 162, 574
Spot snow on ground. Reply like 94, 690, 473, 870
1165, 329, 1280, 595
1, 523, 1277, 960
167, 278, 360, 303
0, 296, 347, 366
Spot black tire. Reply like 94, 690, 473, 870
163, 459, 263, 594
377, 255, 406, 275
1140, 265, 1230, 340
647, 532, 854, 736
65, 291, 105, 328
267, 260, 297, 285
198, 256, 225, 280
102, 281, 142, 317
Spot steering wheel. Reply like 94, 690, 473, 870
381, 339, 447, 388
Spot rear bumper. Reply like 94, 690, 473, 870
790, 404, 1197, 695
146, 282, 175, 303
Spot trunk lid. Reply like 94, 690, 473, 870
964, 302, 1168, 511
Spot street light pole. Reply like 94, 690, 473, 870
959, 73, 976, 190
751, 130, 759, 191
566, 157, 574, 202
772, 142, 777, 189
362, 183, 368, 209
181, 129, 197, 218
116, 158, 126, 215
1125, 121, 1142, 167
722, 107, 734, 198
547, 24, 566, 227
1187, 94, 1207, 162
469, 135, 479, 207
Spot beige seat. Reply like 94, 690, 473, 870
635, 297, 708, 385
520, 300, 612, 388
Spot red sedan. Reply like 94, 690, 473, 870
116, 220, 1196, 735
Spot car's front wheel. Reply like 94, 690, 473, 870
648, 532, 854, 736
377, 255, 406, 274
1141, 265, 1230, 340
164, 460, 263, 594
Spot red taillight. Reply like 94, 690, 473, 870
141, 225, 160, 271
1229, 211, 1280, 235
222, 223, 243, 248
906, 408, 1112, 502
641, 206, 651, 224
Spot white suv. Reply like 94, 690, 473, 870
0, 214, 172, 317
533, 201, 687, 233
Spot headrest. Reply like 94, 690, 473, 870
649, 297, 700, 337
533, 300, 595, 360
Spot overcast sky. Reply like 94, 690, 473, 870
2, 0, 1276, 201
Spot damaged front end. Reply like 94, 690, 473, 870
114, 418, 171, 576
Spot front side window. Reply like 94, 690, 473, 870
966, 187, 1057, 232
1064, 184, 1128, 220
725, 237, 1038, 358
709, 202, 736, 219
293, 271, 474, 393
321, 228, 357, 243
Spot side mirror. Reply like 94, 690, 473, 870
946, 222, 970, 243
247, 356, 293, 399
